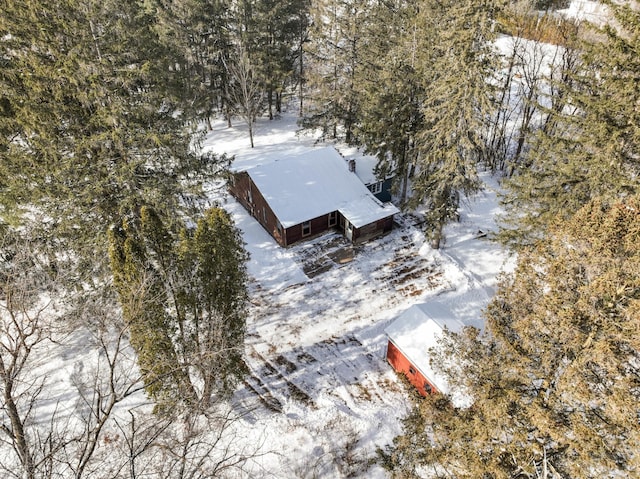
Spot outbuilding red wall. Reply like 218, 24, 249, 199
386, 340, 438, 397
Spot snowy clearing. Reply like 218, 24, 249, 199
202, 108, 515, 477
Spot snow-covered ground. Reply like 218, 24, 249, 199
202, 108, 515, 477
0, 100, 515, 479
0, 3, 606, 475
559, 0, 609, 25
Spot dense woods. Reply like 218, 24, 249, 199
1, 0, 639, 477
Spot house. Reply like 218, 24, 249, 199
228, 147, 399, 247
384, 300, 480, 407
345, 154, 393, 203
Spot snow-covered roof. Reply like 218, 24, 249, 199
241, 147, 399, 228
385, 300, 481, 407
345, 152, 379, 185
337, 145, 393, 185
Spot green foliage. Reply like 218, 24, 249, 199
176, 207, 249, 405
109, 206, 249, 408
356, 2, 424, 206
500, 2, 640, 247
147, 0, 235, 128
383, 195, 640, 477
302, 0, 370, 142
108, 217, 189, 407
409, 0, 499, 247
303, 0, 499, 245
0, 0, 219, 267
248, 0, 310, 119
534, 0, 570, 11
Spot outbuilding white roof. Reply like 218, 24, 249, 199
242, 147, 399, 228
385, 300, 482, 407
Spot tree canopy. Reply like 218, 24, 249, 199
499, 1, 640, 246
382, 195, 640, 478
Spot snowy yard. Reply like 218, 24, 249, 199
203, 110, 515, 477
1, 108, 515, 479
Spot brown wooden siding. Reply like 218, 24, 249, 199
283, 212, 338, 246
228, 172, 286, 246
353, 215, 394, 244
229, 171, 396, 247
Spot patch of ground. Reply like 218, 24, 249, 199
297, 234, 357, 278
240, 214, 446, 423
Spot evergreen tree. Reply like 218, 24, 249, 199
110, 206, 249, 408
410, 0, 500, 248
108, 216, 191, 407
148, 0, 235, 130
357, 1, 424, 206
177, 208, 249, 406
302, 0, 370, 143
500, 2, 640, 246
0, 0, 220, 273
0, 0, 242, 409
250, 0, 310, 119
381, 195, 640, 478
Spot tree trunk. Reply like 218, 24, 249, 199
267, 89, 274, 120
2, 379, 35, 479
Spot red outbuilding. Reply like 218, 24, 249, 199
384, 300, 480, 407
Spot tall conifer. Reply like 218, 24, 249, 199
382, 195, 640, 477
410, 0, 499, 248
357, 1, 424, 206
0, 0, 219, 269
302, 0, 370, 142
500, 2, 640, 246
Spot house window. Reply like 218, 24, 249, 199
302, 221, 311, 237
246, 188, 253, 204
424, 382, 433, 394
368, 181, 383, 195
262, 207, 267, 223
277, 221, 282, 234
408, 366, 416, 375
328, 211, 337, 227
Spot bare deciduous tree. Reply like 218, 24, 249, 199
0, 232, 63, 479
64, 313, 145, 479
225, 47, 265, 148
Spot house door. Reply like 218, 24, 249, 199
345, 220, 353, 241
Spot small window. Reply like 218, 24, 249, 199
424, 382, 433, 394
328, 211, 337, 227
302, 221, 311, 237
246, 188, 253, 204
408, 366, 416, 375
262, 207, 267, 223
368, 181, 383, 195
